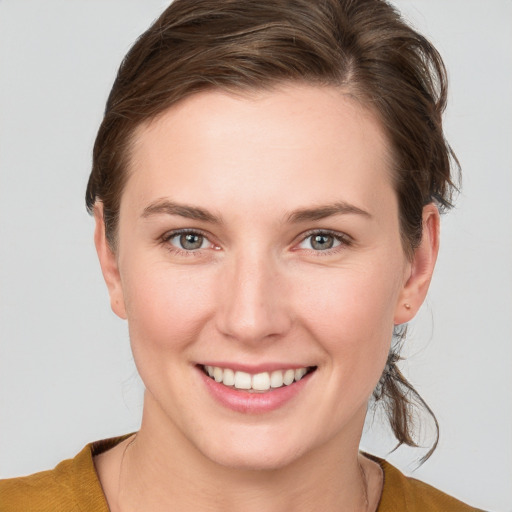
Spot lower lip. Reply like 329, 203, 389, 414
199, 368, 313, 414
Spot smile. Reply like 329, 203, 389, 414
202, 365, 316, 392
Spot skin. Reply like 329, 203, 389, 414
94, 84, 439, 512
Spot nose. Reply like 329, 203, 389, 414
215, 252, 293, 344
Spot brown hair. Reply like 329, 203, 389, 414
86, 0, 459, 462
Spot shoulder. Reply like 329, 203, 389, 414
372, 456, 486, 512
0, 436, 129, 512
0, 458, 79, 512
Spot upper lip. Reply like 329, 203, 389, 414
197, 362, 315, 373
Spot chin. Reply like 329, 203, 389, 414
209, 448, 302, 472
197, 431, 308, 472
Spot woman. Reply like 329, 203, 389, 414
0, 0, 492, 510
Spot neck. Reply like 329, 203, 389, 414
117, 393, 375, 512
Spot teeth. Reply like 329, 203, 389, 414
252, 372, 271, 391
295, 368, 307, 381
204, 365, 312, 391
234, 371, 252, 389
270, 370, 284, 388
223, 368, 235, 386
213, 367, 223, 382
283, 369, 295, 385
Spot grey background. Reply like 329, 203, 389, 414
1, 1, 511, 510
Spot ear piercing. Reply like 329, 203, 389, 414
404, 303, 411, 310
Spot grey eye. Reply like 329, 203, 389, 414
310, 234, 335, 250
170, 232, 208, 250
298, 232, 343, 251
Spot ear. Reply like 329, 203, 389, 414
93, 204, 127, 320
394, 203, 440, 324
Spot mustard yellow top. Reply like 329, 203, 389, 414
0, 436, 484, 511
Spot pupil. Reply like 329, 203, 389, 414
180, 233, 203, 250
312, 234, 333, 250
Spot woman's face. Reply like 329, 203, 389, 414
98, 84, 435, 470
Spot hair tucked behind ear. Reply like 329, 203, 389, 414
372, 326, 439, 464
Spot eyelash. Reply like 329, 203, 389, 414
160, 229, 352, 256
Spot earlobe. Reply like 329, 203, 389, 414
394, 204, 440, 325
93, 204, 127, 320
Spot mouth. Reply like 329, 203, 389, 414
200, 364, 317, 393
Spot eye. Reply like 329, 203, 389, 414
297, 231, 348, 251
166, 231, 211, 251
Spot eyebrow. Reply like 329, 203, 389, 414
286, 201, 372, 223
141, 199, 371, 224
141, 200, 222, 224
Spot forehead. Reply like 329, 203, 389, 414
125, 84, 395, 218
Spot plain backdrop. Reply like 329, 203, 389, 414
0, 1, 511, 510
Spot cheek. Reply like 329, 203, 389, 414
121, 261, 215, 355
294, 262, 402, 382
296, 260, 401, 330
